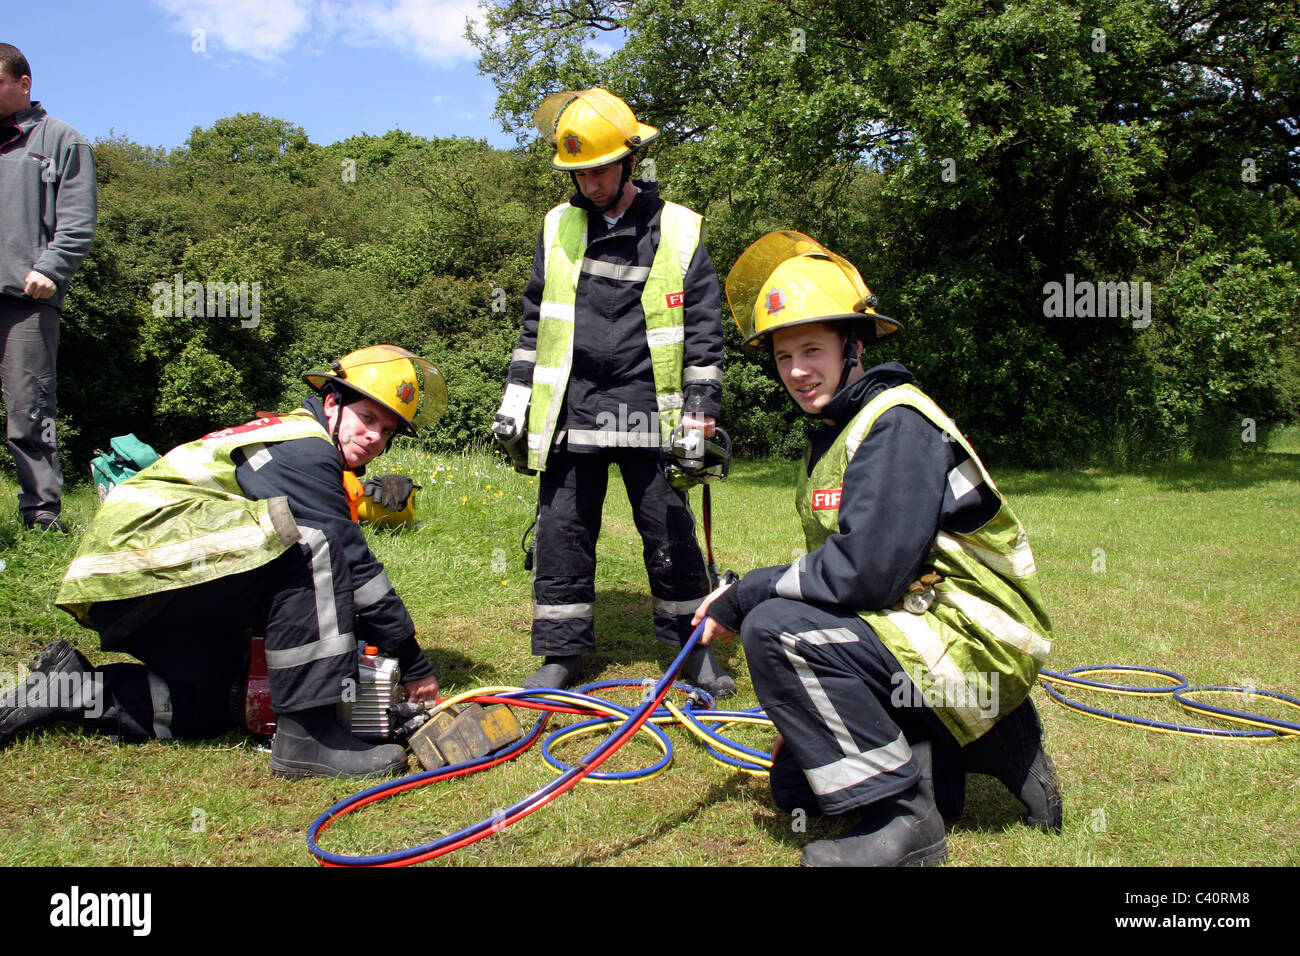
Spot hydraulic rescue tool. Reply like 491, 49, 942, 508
664, 423, 731, 486
403, 702, 525, 770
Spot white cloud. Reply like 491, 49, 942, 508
152, 0, 314, 60
341, 0, 483, 67
152, 0, 482, 65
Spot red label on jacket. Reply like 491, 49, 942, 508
811, 486, 842, 511
202, 415, 283, 440
665, 291, 685, 308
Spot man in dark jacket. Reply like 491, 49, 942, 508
695, 232, 1062, 866
496, 89, 732, 695
3, 347, 446, 780
0, 43, 97, 532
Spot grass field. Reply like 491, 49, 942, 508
1, 427, 1297, 867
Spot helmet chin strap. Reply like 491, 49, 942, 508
835, 331, 862, 394
325, 385, 348, 460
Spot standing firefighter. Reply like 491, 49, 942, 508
2, 346, 447, 780
695, 233, 1062, 865
496, 88, 732, 695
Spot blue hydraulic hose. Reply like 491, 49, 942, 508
307, 622, 711, 866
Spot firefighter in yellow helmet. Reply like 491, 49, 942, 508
692, 232, 1061, 866
494, 88, 731, 695
304, 345, 444, 525
4, 347, 448, 781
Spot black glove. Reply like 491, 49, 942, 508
363, 474, 418, 512
704, 581, 744, 633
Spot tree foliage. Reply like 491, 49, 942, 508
53, 118, 544, 474
39, 3, 1300, 481
471, 0, 1300, 464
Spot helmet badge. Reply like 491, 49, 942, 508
765, 288, 786, 315
396, 381, 416, 405
563, 135, 583, 155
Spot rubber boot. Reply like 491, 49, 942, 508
801, 741, 948, 867
960, 697, 1062, 833
270, 705, 409, 780
522, 656, 583, 690
769, 745, 821, 816
681, 644, 737, 699
1, 640, 96, 748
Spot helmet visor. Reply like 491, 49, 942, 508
405, 355, 448, 433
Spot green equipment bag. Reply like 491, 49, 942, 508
90, 434, 161, 502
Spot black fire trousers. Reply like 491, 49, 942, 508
742, 597, 959, 816
530, 449, 710, 658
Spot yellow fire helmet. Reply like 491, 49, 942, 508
533, 87, 660, 170
303, 345, 448, 437
726, 231, 902, 350
357, 492, 418, 527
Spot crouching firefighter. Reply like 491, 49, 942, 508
2, 346, 449, 780
693, 232, 1062, 865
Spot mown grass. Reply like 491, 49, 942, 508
1, 427, 1297, 867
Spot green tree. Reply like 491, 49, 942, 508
471, 0, 1300, 463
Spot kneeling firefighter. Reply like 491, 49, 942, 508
3, 346, 448, 780
693, 232, 1062, 865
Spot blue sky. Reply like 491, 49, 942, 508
4, 0, 525, 150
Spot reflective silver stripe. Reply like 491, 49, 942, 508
103, 484, 165, 507
792, 626, 859, 646
353, 570, 394, 610
566, 429, 659, 449
563, 429, 610, 447
935, 531, 1037, 578
885, 609, 988, 737
844, 408, 878, 459
244, 443, 272, 472
165, 445, 227, 491
511, 348, 537, 365
655, 392, 684, 411
534, 602, 594, 621
263, 526, 354, 672
147, 671, 173, 740
533, 365, 564, 386
646, 326, 685, 348
64, 512, 282, 580
936, 591, 1052, 663
780, 629, 912, 795
683, 365, 723, 384
654, 595, 704, 616
805, 732, 912, 797
266, 633, 356, 670
947, 458, 982, 499
527, 433, 543, 450
539, 302, 575, 322
775, 558, 804, 600
581, 259, 651, 282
